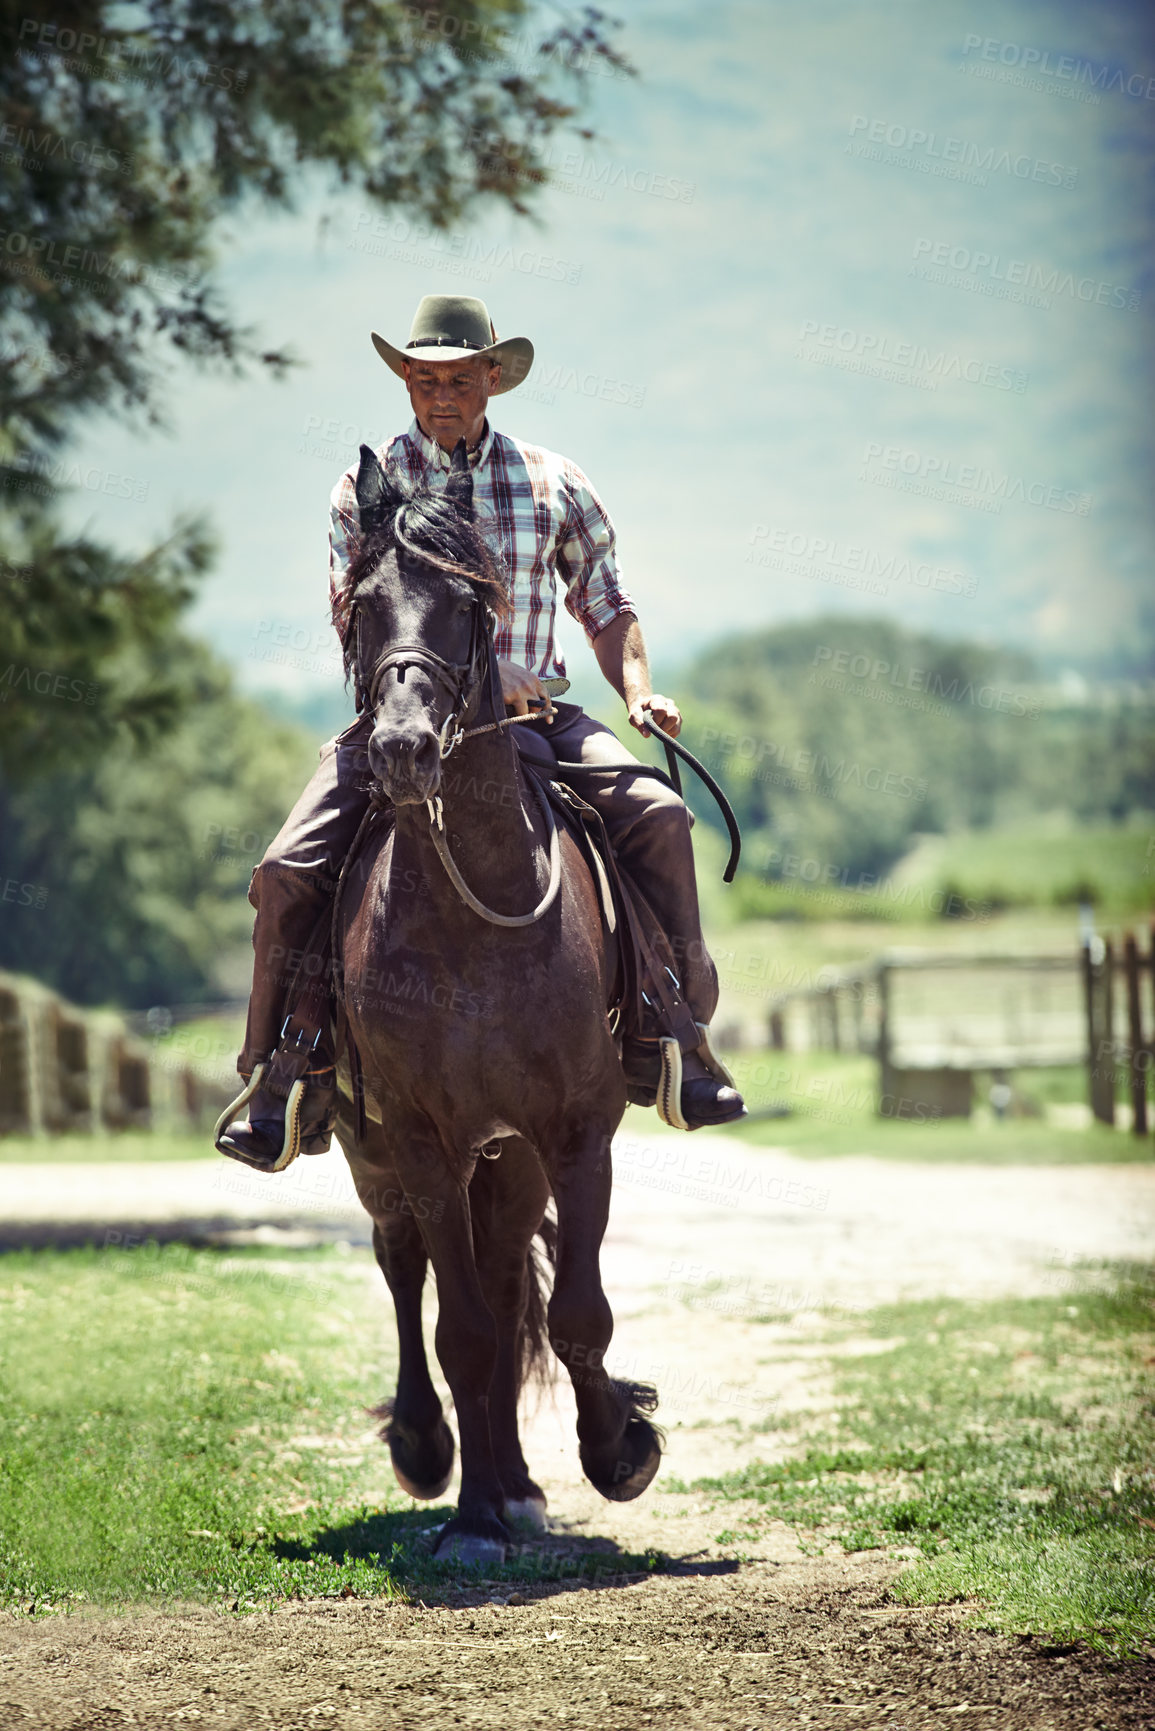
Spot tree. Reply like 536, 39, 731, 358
0, 0, 630, 769
0, 639, 317, 1005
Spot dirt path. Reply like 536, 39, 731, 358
3, 1127, 1153, 1728
5, 1560, 1152, 1730
4, 1121, 1152, 1307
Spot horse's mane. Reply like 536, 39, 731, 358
335, 474, 512, 685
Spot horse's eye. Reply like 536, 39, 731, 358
457, 601, 472, 615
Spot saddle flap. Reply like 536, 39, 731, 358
529, 771, 697, 1056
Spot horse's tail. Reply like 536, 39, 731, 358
522, 1208, 557, 1392
469, 1173, 557, 1396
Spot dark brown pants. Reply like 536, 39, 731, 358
237, 708, 719, 1075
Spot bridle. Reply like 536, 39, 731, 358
359, 596, 487, 763
352, 590, 563, 927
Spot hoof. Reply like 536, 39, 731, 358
502, 1496, 548, 1534
432, 1530, 505, 1571
394, 1461, 454, 1501
380, 1414, 456, 1501
584, 1415, 663, 1504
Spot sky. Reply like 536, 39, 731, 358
55, 0, 1155, 712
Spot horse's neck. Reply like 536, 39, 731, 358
393, 728, 543, 902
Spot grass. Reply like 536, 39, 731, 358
890, 814, 1155, 919
706, 903, 1093, 1024
695, 813, 1155, 927
724, 1111, 1142, 1164
628, 1048, 1152, 1164
670, 1270, 1155, 1656
0, 1244, 661, 1613
153, 1012, 247, 1077
0, 1129, 219, 1163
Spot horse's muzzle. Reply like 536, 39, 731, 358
368, 726, 442, 806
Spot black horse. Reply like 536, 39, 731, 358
334, 442, 661, 1563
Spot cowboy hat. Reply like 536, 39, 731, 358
371, 295, 534, 394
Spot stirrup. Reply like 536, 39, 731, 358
656, 1038, 687, 1130
656, 1024, 739, 1131
213, 1062, 308, 1173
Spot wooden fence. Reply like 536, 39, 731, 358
766, 948, 1093, 1122
1083, 922, 1154, 1136
0, 969, 235, 1138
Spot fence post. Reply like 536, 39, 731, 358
1098, 938, 1116, 1127
1150, 921, 1155, 1141
1083, 937, 1115, 1126
877, 962, 891, 1101
1124, 932, 1147, 1137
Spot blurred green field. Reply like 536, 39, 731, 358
627, 1047, 1150, 1165
891, 814, 1155, 917
7, 912, 1151, 1164
695, 812, 1155, 928
0, 1131, 216, 1164
153, 1011, 247, 1076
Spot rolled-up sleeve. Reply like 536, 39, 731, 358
555, 463, 636, 641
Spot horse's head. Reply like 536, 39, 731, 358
342, 442, 511, 805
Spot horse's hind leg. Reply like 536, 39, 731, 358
370, 1211, 455, 1499
470, 1139, 552, 1531
546, 1129, 663, 1503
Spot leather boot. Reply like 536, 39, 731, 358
216, 1066, 338, 1172
621, 1031, 746, 1131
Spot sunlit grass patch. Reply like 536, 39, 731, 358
0, 1245, 661, 1613
672, 1272, 1155, 1655
0, 1243, 390, 1609
0, 1129, 219, 1163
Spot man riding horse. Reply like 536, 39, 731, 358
217, 294, 746, 1170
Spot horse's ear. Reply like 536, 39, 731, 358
355, 444, 403, 534
444, 438, 474, 515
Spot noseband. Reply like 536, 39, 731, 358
359, 599, 487, 760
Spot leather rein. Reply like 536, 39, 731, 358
358, 600, 563, 928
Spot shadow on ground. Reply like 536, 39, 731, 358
273, 1505, 740, 1605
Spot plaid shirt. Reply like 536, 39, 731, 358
329, 418, 635, 677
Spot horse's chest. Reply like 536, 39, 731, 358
348, 950, 489, 1027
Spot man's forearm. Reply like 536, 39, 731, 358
593, 612, 650, 708
591, 611, 683, 737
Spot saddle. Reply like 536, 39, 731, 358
260, 708, 733, 1144
511, 716, 703, 1098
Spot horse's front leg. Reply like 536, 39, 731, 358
340, 1114, 456, 1499
391, 1133, 510, 1563
471, 1138, 552, 1530
545, 1129, 663, 1502
369, 1211, 456, 1499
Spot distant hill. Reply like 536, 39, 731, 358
675, 617, 1154, 907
